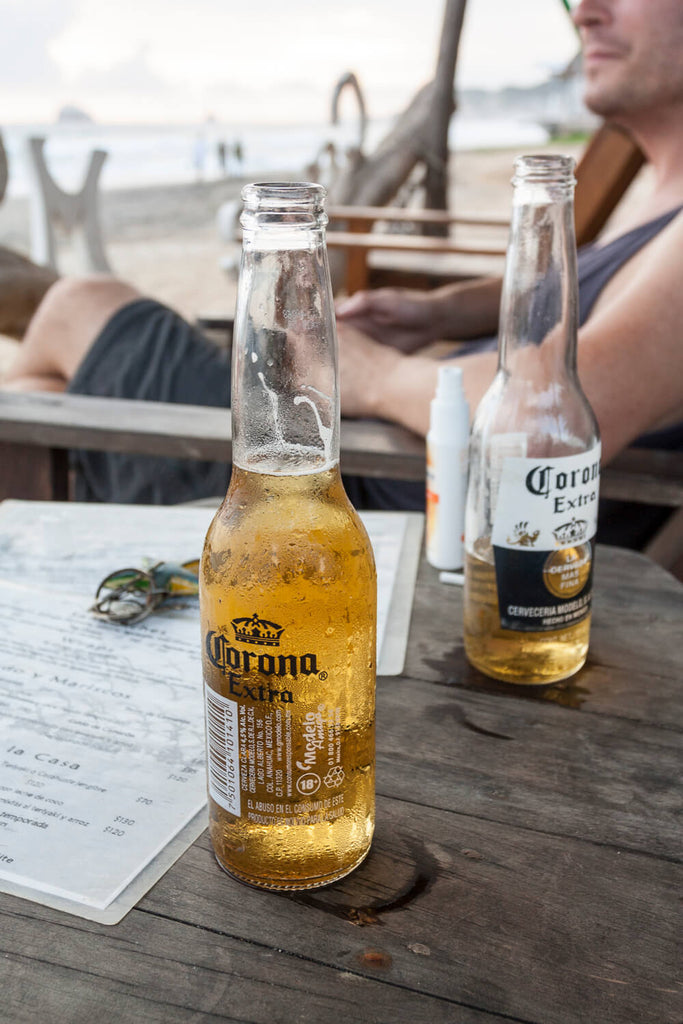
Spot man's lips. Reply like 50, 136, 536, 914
582, 40, 628, 64
585, 49, 622, 60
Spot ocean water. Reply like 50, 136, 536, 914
1, 116, 549, 199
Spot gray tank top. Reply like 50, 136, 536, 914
578, 205, 682, 324
449, 205, 682, 449
579, 206, 682, 451
456, 204, 681, 354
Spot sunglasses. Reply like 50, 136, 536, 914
91, 560, 199, 625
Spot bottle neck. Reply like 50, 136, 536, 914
498, 157, 578, 383
231, 183, 340, 476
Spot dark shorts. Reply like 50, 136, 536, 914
68, 298, 232, 504
66, 296, 427, 509
67, 297, 679, 552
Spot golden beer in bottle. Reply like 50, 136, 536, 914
200, 182, 376, 889
464, 156, 600, 684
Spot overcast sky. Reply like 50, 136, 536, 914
0, 0, 579, 125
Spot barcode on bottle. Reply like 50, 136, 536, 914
204, 686, 241, 816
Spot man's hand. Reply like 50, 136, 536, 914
336, 287, 441, 353
336, 319, 404, 420
337, 318, 445, 437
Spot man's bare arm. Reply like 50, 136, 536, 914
337, 320, 497, 437
574, 211, 683, 462
339, 213, 683, 462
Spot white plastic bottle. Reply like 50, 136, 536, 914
426, 364, 470, 570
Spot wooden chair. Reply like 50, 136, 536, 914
201, 123, 645, 332
326, 207, 509, 294
325, 123, 645, 294
26, 137, 112, 274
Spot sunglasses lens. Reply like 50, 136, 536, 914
93, 570, 155, 625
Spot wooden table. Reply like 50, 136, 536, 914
2, 544, 681, 1024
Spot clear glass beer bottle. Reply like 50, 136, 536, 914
464, 155, 601, 684
200, 182, 376, 889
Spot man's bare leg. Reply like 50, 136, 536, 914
1, 276, 142, 392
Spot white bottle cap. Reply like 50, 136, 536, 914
435, 364, 465, 403
430, 364, 469, 438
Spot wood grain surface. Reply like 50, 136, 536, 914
1, 544, 681, 1024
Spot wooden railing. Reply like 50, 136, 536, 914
0, 391, 424, 501
0, 390, 680, 572
327, 205, 509, 293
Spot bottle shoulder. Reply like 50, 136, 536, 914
202, 468, 376, 581
471, 372, 600, 455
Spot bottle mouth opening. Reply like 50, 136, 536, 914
512, 154, 576, 187
242, 181, 327, 213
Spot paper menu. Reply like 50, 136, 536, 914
0, 501, 422, 922
0, 501, 421, 675
0, 581, 206, 916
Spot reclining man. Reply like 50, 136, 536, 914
3, 0, 683, 549
335, 0, 683, 539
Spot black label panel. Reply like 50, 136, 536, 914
493, 540, 594, 632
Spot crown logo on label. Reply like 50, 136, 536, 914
231, 613, 285, 647
553, 518, 588, 546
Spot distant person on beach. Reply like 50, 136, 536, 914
2, 0, 683, 548
217, 141, 228, 176
193, 135, 207, 181
233, 140, 244, 175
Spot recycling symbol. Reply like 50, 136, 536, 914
324, 766, 345, 788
